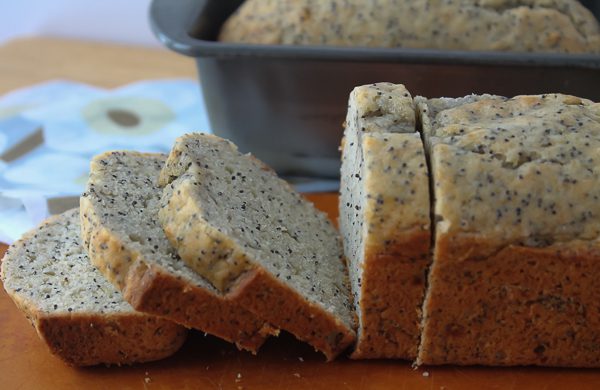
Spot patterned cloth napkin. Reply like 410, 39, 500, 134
0, 79, 210, 243
0, 79, 338, 244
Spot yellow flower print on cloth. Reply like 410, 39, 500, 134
23, 80, 210, 154
82, 97, 174, 136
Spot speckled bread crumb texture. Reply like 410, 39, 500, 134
158, 176, 255, 293
362, 133, 430, 254
80, 151, 274, 353
418, 92, 600, 366
219, 0, 600, 53
0, 209, 186, 366
429, 94, 600, 251
158, 133, 356, 360
351, 83, 416, 134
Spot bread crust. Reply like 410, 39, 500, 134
39, 312, 186, 367
352, 229, 430, 359
227, 267, 356, 361
80, 183, 275, 353
418, 235, 600, 367
7, 292, 186, 366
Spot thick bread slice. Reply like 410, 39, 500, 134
0, 209, 187, 366
340, 83, 431, 359
80, 152, 275, 353
219, 0, 600, 53
417, 93, 600, 366
158, 133, 356, 360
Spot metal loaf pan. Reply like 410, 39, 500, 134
150, 0, 600, 178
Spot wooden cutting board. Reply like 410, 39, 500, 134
1, 194, 599, 390
0, 38, 599, 390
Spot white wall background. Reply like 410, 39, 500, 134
1, 0, 597, 47
0, 0, 161, 47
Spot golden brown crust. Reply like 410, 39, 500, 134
37, 313, 186, 366
352, 229, 430, 359
6, 290, 186, 366
227, 268, 356, 361
127, 262, 277, 347
80, 196, 274, 353
418, 235, 600, 367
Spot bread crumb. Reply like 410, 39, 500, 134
293, 373, 301, 378
144, 377, 151, 384
235, 373, 242, 383
298, 357, 304, 362
422, 371, 430, 377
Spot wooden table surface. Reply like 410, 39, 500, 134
0, 37, 196, 94
1, 37, 599, 389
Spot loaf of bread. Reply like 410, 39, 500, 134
339, 84, 431, 359
416, 92, 600, 366
219, 0, 600, 53
80, 152, 276, 353
0, 209, 187, 366
158, 133, 356, 360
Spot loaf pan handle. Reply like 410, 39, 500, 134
149, 0, 207, 56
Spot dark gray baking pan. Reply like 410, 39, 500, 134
150, 0, 600, 178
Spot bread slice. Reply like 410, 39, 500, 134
417, 93, 600, 367
0, 209, 187, 366
158, 133, 356, 360
80, 152, 275, 353
339, 83, 431, 359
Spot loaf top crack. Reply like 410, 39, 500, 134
219, 0, 600, 53
418, 93, 600, 253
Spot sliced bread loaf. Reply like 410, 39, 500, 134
0, 209, 187, 366
80, 152, 275, 353
339, 83, 431, 359
417, 93, 600, 366
158, 133, 356, 360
